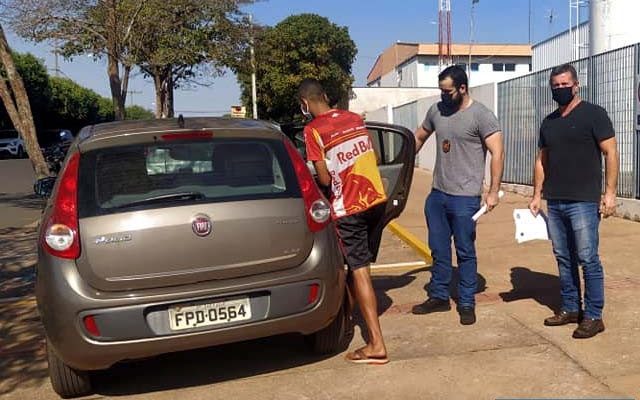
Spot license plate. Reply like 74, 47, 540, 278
168, 298, 252, 331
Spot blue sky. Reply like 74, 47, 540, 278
7, 0, 586, 117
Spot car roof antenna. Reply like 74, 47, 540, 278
177, 114, 185, 129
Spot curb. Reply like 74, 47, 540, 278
371, 261, 427, 276
387, 221, 432, 263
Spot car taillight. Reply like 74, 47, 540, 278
161, 131, 213, 141
307, 283, 320, 305
42, 152, 81, 259
83, 315, 100, 337
284, 139, 331, 232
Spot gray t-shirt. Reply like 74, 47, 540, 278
422, 100, 501, 196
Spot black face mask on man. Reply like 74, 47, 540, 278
551, 86, 575, 106
441, 90, 463, 109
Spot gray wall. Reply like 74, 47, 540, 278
365, 106, 389, 124
350, 87, 439, 116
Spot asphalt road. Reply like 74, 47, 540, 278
0, 159, 44, 229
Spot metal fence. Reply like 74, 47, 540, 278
498, 43, 640, 199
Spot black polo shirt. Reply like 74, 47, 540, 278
539, 101, 615, 202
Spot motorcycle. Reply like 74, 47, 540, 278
33, 132, 73, 198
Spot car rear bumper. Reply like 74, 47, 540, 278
36, 228, 346, 371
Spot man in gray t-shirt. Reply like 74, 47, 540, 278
411, 65, 504, 325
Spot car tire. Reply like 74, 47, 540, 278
47, 342, 92, 398
305, 298, 354, 355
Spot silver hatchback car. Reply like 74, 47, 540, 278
35, 117, 415, 398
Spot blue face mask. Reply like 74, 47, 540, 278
300, 102, 313, 120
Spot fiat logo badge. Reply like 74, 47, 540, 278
191, 214, 212, 237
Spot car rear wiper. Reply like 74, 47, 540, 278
113, 191, 206, 209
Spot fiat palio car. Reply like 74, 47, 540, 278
35, 117, 414, 398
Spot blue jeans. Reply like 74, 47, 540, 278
547, 200, 605, 319
425, 189, 481, 307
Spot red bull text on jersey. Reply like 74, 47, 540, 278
303, 109, 387, 219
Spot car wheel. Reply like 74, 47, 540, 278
47, 342, 92, 398
305, 298, 354, 355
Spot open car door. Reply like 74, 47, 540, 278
284, 121, 416, 261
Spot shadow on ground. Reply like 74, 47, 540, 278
0, 226, 46, 395
0, 227, 38, 299
93, 334, 335, 397
352, 264, 487, 344
0, 300, 48, 396
0, 193, 45, 211
499, 266, 561, 313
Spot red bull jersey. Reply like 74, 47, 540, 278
304, 109, 387, 219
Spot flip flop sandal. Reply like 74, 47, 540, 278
345, 349, 389, 365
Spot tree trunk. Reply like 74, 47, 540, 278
107, 53, 126, 120
0, 24, 49, 179
153, 70, 165, 118
152, 66, 174, 119
164, 74, 174, 118
121, 64, 131, 117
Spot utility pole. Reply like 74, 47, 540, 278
529, 0, 533, 44
468, 0, 478, 82
127, 89, 142, 106
249, 14, 258, 120
569, 0, 587, 60
438, 0, 452, 71
51, 42, 62, 77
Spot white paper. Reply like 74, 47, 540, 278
513, 209, 549, 244
472, 190, 505, 221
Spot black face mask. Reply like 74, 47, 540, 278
441, 91, 463, 109
552, 87, 575, 106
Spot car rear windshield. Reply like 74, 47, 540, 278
78, 137, 301, 218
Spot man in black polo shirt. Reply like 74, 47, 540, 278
529, 63, 619, 339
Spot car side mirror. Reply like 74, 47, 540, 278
34, 177, 56, 198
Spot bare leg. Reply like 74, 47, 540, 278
348, 266, 387, 358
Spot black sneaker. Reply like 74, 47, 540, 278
411, 298, 451, 315
458, 306, 476, 325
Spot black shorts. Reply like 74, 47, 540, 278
335, 203, 386, 271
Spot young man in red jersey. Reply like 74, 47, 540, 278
298, 78, 388, 365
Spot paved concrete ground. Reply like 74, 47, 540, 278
1, 167, 638, 399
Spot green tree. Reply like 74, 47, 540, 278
125, 105, 154, 120
130, 0, 254, 118
0, 24, 49, 177
0, 52, 52, 130
235, 14, 357, 123
47, 77, 109, 132
97, 96, 116, 122
5, 0, 148, 121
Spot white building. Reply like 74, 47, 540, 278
348, 87, 440, 116
366, 42, 532, 88
532, 22, 589, 72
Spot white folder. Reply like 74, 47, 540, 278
513, 209, 549, 244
